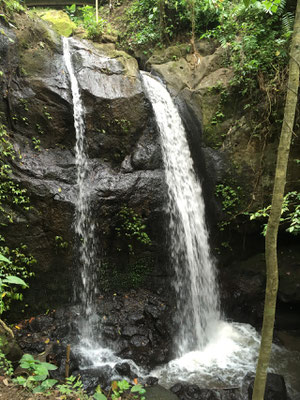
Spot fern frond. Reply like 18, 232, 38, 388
282, 12, 294, 33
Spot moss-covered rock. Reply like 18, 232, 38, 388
37, 10, 76, 37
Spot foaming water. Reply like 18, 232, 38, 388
141, 72, 220, 356
141, 72, 300, 399
63, 37, 98, 340
153, 322, 260, 388
77, 340, 144, 376
62, 52, 300, 397
152, 321, 300, 399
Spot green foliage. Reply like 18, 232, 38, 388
32, 137, 40, 151
121, 0, 223, 48
248, 191, 300, 235
43, 106, 52, 120
245, 0, 282, 13
65, 4, 109, 40
54, 235, 69, 251
12, 358, 146, 400
0, 0, 25, 19
215, 183, 242, 215
0, 239, 35, 314
0, 123, 30, 223
0, 122, 34, 314
0, 337, 14, 376
35, 123, 44, 135
56, 375, 87, 398
116, 206, 151, 255
0, 253, 28, 316
13, 354, 57, 394
201, 0, 292, 95
100, 380, 146, 400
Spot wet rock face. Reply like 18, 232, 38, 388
13, 289, 173, 375
220, 245, 300, 329
97, 291, 172, 367
170, 373, 288, 400
246, 373, 288, 400
170, 382, 240, 400
0, 15, 168, 313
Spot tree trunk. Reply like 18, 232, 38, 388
95, 0, 98, 22
159, 0, 165, 43
252, 1, 300, 399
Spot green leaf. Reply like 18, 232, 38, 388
33, 374, 48, 381
14, 376, 27, 386
0, 254, 11, 263
93, 393, 107, 400
41, 379, 57, 388
118, 379, 130, 391
20, 354, 35, 362
41, 362, 58, 371
33, 385, 45, 393
131, 384, 146, 394
4, 276, 27, 286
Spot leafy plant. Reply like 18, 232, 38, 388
116, 206, 151, 254
43, 106, 52, 120
94, 380, 146, 400
32, 137, 40, 151
56, 375, 88, 398
13, 354, 57, 394
0, 122, 30, 223
65, 4, 109, 40
0, 0, 25, 19
54, 235, 69, 250
0, 253, 28, 316
0, 337, 13, 376
215, 183, 242, 215
247, 191, 300, 235
0, 239, 35, 314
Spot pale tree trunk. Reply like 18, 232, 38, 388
188, 0, 196, 52
252, 1, 300, 399
187, 0, 201, 66
95, 0, 98, 22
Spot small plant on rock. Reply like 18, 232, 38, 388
13, 353, 57, 393
116, 206, 152, 255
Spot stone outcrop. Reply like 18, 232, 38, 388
13, 289, 172, 375
0, 13, 168, 315
146, 41, 300, 213
170, 373, 288, 400
220, 245, 300, 330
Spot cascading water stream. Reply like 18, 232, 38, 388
141, 73, 300, 399
62, 37, 140, 372
61, 45, 300, 396
141, 72, 220, 355
63, 37, 97, 338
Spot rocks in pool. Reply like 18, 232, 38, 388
13, 289, 173, 374
246, 372, 288, 400
74, 367, 113, 394
170, 383, 239, 399
146, 384, 179, 400
170, 373, 288, 400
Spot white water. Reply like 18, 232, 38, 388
63, 38, 98, 338
142, 72, 220, 355
141, 72, 300, 399
62, 47, 300, 397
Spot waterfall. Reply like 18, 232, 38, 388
63, 37, 97, 336
141, 72, 220, 356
